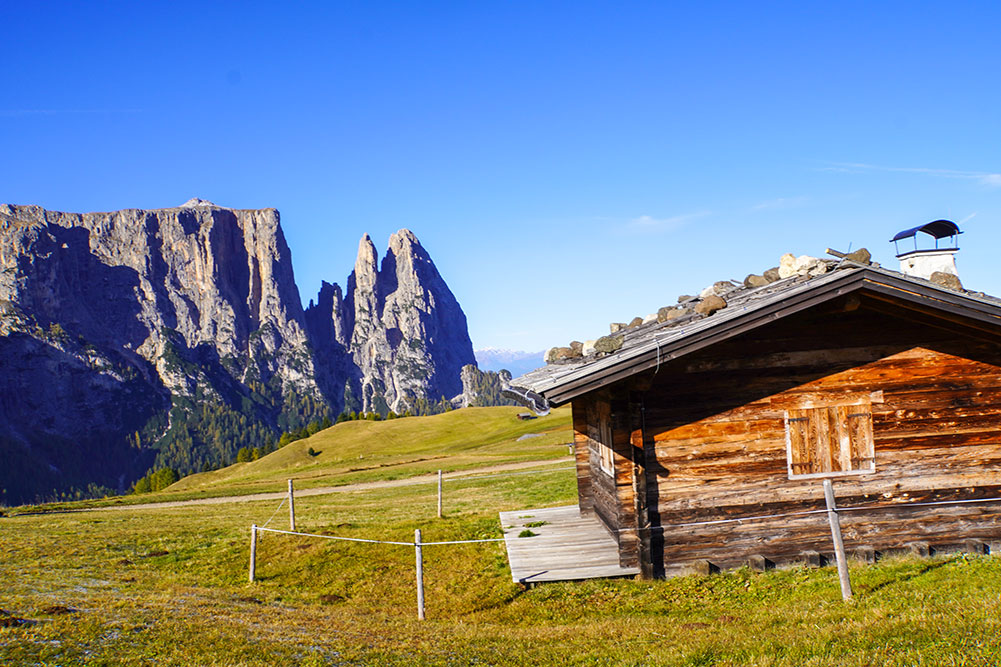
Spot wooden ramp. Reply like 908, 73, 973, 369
499, 505, 640, 583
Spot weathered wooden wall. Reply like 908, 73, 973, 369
571, 393, 644, 568
572, 401, 594, 516
631, 295, 1001, 577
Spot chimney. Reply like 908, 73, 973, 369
890, 219, 962, 280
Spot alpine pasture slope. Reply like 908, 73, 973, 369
3, 406, 1001, 665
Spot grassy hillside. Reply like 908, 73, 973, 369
169, 405, 574, 497
3, 405, 1001, 665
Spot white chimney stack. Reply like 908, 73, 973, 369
891, 220, 962, 280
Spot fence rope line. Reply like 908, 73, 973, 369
257, 526, 413, 545
256, 525, 505, 546
421, 537, 507, 545
251, 464, 575, 528
632, 496, 1001, 532
260, 496, 287, 528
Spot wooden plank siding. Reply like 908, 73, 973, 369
585, 396, 618, 534
629, 299, 1001, 576
571, 393, 648, 569
612, 399, 641, 568
572, 402, 594, 516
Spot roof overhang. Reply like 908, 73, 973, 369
527, 267, 1001, 406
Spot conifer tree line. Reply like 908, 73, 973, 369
130, 391, 466, 494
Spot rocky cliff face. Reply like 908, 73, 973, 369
305, 229, 476, 414
0, 201, 475, 503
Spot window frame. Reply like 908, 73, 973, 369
597, 415, 614, 476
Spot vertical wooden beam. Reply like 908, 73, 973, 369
630, 417, 650, 577
437, 470, 443, 519
415, 528, 425, 620
288, 479, 296, 531
823, 479, 853, 601
249, 524, 257, 583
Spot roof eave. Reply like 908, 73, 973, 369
538, 267, 1001, 406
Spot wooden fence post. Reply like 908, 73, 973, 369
823, 479, 853, 600
415, 528, 425, 620
288, 479, 296, 531
437, 470, 443, 519
249, 524, 257, 583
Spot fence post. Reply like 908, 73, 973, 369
415, 528, 425, 620
288, 479, 296, 531
437, 470, 443, 519
823, 479, 853, 600
249, 524, 257, 583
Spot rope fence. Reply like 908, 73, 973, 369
249, 523, 508, 620
255, 525, 507, 546
249, 464, 1001, 614
249, 464, 572, 619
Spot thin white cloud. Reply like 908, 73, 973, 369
958, 212, 977, 225
627, 211, 711, 233
751, 196, 809, 211
824, 162, 1001, 188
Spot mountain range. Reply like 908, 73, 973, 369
474, 348, 545, 378
0, 199, 478, 503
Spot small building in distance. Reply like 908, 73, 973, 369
507, 227, 1001, 577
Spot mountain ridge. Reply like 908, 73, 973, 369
0, 201, 475, 503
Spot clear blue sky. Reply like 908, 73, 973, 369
3, 2, 1000, 352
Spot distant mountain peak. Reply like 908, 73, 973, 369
474, 348, 545, 377
180, 198, 217, 208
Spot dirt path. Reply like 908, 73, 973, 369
94, 458, 575, 511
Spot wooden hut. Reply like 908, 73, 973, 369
508, 255, 1001, 577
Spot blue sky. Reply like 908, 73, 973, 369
3, 2, 1000, 352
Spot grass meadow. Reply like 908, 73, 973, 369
3, 407, 1001, 665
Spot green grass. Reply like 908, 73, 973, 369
5, 406, 573, 513
181, 406, 570, 495
4, 406, 1001, 664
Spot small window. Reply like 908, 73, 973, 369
588, 400, 615, 477
597, 416, 614, 476
785, 403, 875, 479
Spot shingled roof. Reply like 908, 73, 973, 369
506, 257, 1001, 411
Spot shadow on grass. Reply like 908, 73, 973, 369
859, 557, 957, 596
460, 586, 528, 616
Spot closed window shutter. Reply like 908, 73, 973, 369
785, 403, 874, 479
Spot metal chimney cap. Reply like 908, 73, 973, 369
890, 219, 962, 242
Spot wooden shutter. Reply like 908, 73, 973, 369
785, 403, 874, 479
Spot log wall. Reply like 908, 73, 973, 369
623, 296, 1001, 576
571, 393, 643, 567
